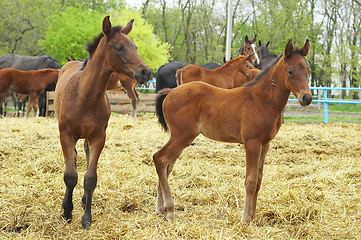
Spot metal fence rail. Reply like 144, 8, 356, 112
288, 87, 361, 123
136, 82, 361, 123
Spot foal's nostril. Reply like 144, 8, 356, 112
302, 94, 312, 106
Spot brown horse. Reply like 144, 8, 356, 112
107, 72, 140, 118
54, 16, 151, 229
153, 39, 311, 223
233, 69, 261, 87
176, 55, 253, 89
238, 35, 260, 67
0, 68, 59, 117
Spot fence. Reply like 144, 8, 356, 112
288, 87, 361, 123
47, 83, 361, 123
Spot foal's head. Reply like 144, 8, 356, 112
282, 39, 312, 106
238, 35, 260, 67
100, 16, 151, 84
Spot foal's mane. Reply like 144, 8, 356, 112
245, 46, 304, 86
217, 55, 246, 70
81, 26, 123, 70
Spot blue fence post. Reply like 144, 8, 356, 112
323, 89, 328, 123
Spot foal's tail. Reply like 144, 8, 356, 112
155, 88, 171, 131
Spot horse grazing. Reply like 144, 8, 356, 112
258, 41, 278, 70
54, 16, 151, 229
107, 72, 142, 118
0, 53, 60, 117
156, 61, 221, 92
238, 35, 260, 67
176, 55, 253, 88
153, 39, 311, 223
0, 68, 59, 117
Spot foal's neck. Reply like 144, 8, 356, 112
253, 57, 291, 112
80, 38, 112, 100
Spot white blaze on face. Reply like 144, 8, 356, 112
251, 43, 260, 65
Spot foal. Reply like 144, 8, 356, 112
176, 55, 253, 89
54, 16, 150, 229
153, 39, 311, 223
0, 68, 59, 117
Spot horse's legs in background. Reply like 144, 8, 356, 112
25, 94, 38, 117
242, 140, 264, 224
128, 85, 139, 118
3, 97, 7, 116
60, 133, 78, 223
81, 133, 106, 229
81, 139, 90, 208
0, 94, 5, 117
153, 134, 196, 219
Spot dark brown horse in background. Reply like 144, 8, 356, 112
153, 39, 311, 223
0, 68, 59, 117
238, 35, 260, 67
107, 72, 141, 118
54, 16, 151, 229
176, 55, 253, 88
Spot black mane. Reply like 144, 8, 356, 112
82, 26, 122, 70
86, 26, 122, 56
245, 54, 283, 86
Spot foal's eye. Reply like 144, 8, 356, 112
114, 45, 125, 52
288, 70, 293, 75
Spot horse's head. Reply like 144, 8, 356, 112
238, 35, 260, 67
238, 55, 253, 79
102, 16, 151, 84
283, 39, 312, 106
257, 40, 270, 59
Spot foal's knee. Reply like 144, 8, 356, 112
64, 171, 78, 189
84, 172, 97, 192
244, 177, 258, 195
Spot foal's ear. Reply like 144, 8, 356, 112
284, 39, 294, 59
245, 35, 249, 43
102, 16, 113, 36
266, 41, 270, 47
252, 34, 257, 42
258, 40, 262, 47
122, 19, 134, 35
299, 39, 310, 57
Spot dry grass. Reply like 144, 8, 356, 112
0, 115, 360, 239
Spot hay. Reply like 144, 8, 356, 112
0, 115, 360, 239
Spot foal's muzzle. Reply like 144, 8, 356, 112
298, 92, 312, 106
135, 65, 151, 84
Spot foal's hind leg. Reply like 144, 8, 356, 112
81, 133, 106, 229
60, 133, 78, 223
153, 134, 196, 220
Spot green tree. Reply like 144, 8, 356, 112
109, 9, 170, 70
39, 5, 104, 66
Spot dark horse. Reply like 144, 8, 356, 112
155, 61, 221, 92
55, 16, 150, 229
153, 39, 311, 223
0, 54, 59, 116
257, 41, 278, 70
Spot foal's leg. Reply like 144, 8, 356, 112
153, 134, 195, 220
81, 139, 90, 208
128, 85, 139, 118
60, 133, 78, 223
242, 140, 262, 224
249, 142, 269, 222
25, 94, 36, 118
81, 133, 106, 229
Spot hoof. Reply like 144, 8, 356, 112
82, 215, 92, 230
166, 212, 175, 221
61, 213, 72, 223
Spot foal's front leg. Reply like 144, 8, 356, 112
81, 134, 105, 229
242, 140, 262, 224
60, 134, 78, 223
